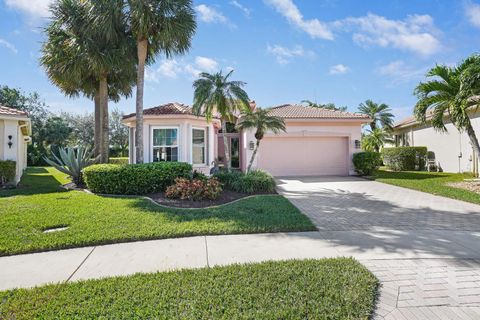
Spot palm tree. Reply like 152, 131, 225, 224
41, 0, 136, 163
414, 56, 480, 160
358, 100, 394, 131
236, 109, 286, 171
362, 128, 393, 152
127, 0, 196, 163
301, 100, 348, 111
192, 70, 251, 171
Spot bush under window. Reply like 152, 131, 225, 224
165, 177, 222, 201
83, 162, 192, 195
382, 147, 428, 171
352, 152, 381, 176
0, 160, 16, 186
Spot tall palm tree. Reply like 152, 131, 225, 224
301, 100, 348, 111
415, 56, 480, 160
192, 70, 250, 171
127, 0, 196, 163
358, 100, 394, 131
236, 109, 286, 171
41, 0, 136, 163
362, 128, 393, 152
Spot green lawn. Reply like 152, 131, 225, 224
0, 167, 315, 256
0, 258, 378, 319
372, 169, 480, 205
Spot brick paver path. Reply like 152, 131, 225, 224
276, 176, 480, 319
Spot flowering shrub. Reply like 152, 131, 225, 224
165, 177, 222, 201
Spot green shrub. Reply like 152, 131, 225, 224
213, 170, 243, 190
382, 147, 428, 171
165, 177, 222, 201
109, 157, 129, 165
0, 160, 16, 185
83, 162, 192, 195
352, 152, 381, 176
235, 170, 276, 193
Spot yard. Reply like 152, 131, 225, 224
0, 167, 315, 256
0, 258, 378, 319
372, 169, 480, 205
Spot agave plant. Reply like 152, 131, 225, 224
44, 146, 95, 186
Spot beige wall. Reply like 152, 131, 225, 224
123, 117, 218, 174
245, 120, 364, 175
0, 118, 30, 184
394, 111, 480, 173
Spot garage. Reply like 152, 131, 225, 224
256, 136, 349, 176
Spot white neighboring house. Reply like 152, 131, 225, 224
0, 105, 32, 184
392, 109, 480, 175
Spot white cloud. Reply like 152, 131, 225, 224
230, 1, 251, 17
264, 0, 334, 40
194, 56, 218, 73
195, 4, 229, 24
376, 60, 426, 84
266, 44, 314, 64
465, 2, 480, 28
0, 38, 18, 54
5, 0, 52, 18
146, 56, 220, 82
337, 13, 441, 56
329, 64, 349, 75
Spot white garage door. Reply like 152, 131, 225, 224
256, 136, 349, 176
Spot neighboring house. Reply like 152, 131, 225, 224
0, 105, 32, 184
122, 103, 369, 176
392, 109, 480, 174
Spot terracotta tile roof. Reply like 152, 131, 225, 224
267, 104, 370, 120
0, 105, 28, 117
123, 102, 201, 120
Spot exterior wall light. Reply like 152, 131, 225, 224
354, 139, 361, 149
7, 135, 13, 149
249, 141, 255, 150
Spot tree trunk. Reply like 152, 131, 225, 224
247, 140, 260, 172
466, 122, 480, 162
93, 93, 101, 158
221, 120, 231, 171
98, 75, 109, 164
135, 39, 148, 164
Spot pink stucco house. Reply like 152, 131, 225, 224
122, 102, 369, 176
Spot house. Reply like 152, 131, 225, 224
122, 102, 370, 176
392, 109, 480, 174
0, 105, 31, 184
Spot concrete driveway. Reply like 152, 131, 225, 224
277, 176, 480, 320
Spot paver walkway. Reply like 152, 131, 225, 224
2, 176, 480, 319
277, 176, 480, 320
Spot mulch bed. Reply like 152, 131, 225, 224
447, 181, 480, 194
149, 190, 276, 208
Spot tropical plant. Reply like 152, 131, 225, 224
41, 0, 136, 163
358, 100, 394, 131
236, 108, 286, 171
361, 128, 393, 152
301, 100, 348, 111
127, 0, 196, 163
414, 55, 480, 161
193, 70, 251, 171
44, 146, 95, 186
109, 108, 129, 157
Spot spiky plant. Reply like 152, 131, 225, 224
44, 146, 95, 186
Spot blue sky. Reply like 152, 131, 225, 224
1, 0, 480, 121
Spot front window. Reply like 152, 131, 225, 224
152, 128, 178, 162
192, 128, 206, 165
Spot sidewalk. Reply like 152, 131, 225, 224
2, 230, 480, 291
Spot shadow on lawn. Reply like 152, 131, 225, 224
0, 168, 67, 197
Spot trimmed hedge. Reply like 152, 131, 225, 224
0, 160, 16, 185
382, 147, 428, 171
352, 152, 381, 176
109, 157, 129, 165
215, 170, 276, 194
83, 162, 192, 195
